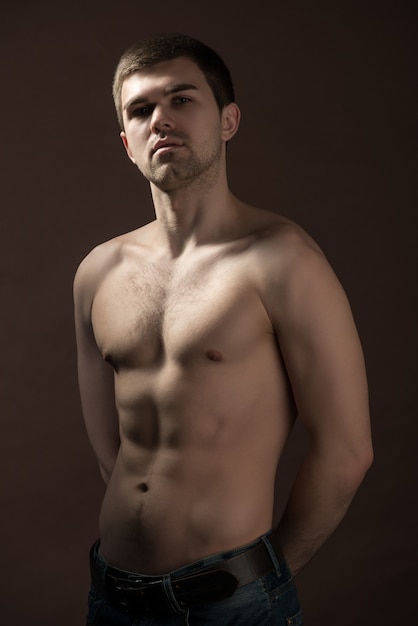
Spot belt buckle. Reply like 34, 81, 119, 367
107, 574, 164, 614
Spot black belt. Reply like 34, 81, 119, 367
90, 533, 282, 615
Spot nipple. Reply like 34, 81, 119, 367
206, 349, 223, 362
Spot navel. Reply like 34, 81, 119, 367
206, 349, 223, 362
138, 482, 149, 493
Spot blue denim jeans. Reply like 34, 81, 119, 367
86, 532, 303, 625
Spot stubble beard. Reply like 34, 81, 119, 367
144, 139, 223, 193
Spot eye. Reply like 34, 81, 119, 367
173, 96, 191, 105
130, 105, 153, 118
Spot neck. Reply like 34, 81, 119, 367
150, 169, 239, 257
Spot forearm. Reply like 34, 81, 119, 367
276, 448, 371, 576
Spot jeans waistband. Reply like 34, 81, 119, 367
90, 530, 284, 615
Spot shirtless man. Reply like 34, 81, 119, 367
74, 33, 373, 625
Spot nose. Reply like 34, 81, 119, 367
150, 104, 175, 134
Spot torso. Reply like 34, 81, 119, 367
89, 212, 297, 573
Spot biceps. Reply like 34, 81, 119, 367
276, 276, 369, 445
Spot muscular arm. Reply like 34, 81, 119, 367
74, 250, 120, 484
265, 229, 373, 575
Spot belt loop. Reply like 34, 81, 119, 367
162, 575, 187, 615
261, 533, 282, 578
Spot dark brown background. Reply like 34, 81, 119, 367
1, 0, 417, 624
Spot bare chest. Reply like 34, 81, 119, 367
91, 254, 269, 369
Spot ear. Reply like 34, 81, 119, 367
120, 131, 136, 164
221, 103, 241, 142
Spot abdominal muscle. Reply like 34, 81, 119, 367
98, 356, 294, 574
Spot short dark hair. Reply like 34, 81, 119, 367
112, 32, 235, 129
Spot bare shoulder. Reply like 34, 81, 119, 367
247, 207, 353, 333
73, 221, 156, 312
248, 207, 326, 281
244, 206, 354, 325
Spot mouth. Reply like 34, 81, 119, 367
152, 138, 184, 156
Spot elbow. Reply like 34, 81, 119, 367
99, 464, 111, 485
362, 441, 374, 473
359, 441, 374, 478
358, 433, 374, 474
99, 460, 115, 485
98, 449, 119, 485
344, 441, 374, 492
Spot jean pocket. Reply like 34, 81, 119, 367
267, 576, 296, 601
263, 574, 302, 625
285, 609, 303, 625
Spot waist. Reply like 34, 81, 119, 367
90, 530, 286, 615
99, 471, 277, 572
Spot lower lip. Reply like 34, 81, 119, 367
154, 145, 182, 155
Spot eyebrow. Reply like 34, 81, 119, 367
124, 83, 198, 111
165, 82, 198, 95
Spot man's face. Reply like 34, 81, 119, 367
120, 57, 236, 192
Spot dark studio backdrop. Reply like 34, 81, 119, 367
1, 1, 417, 624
